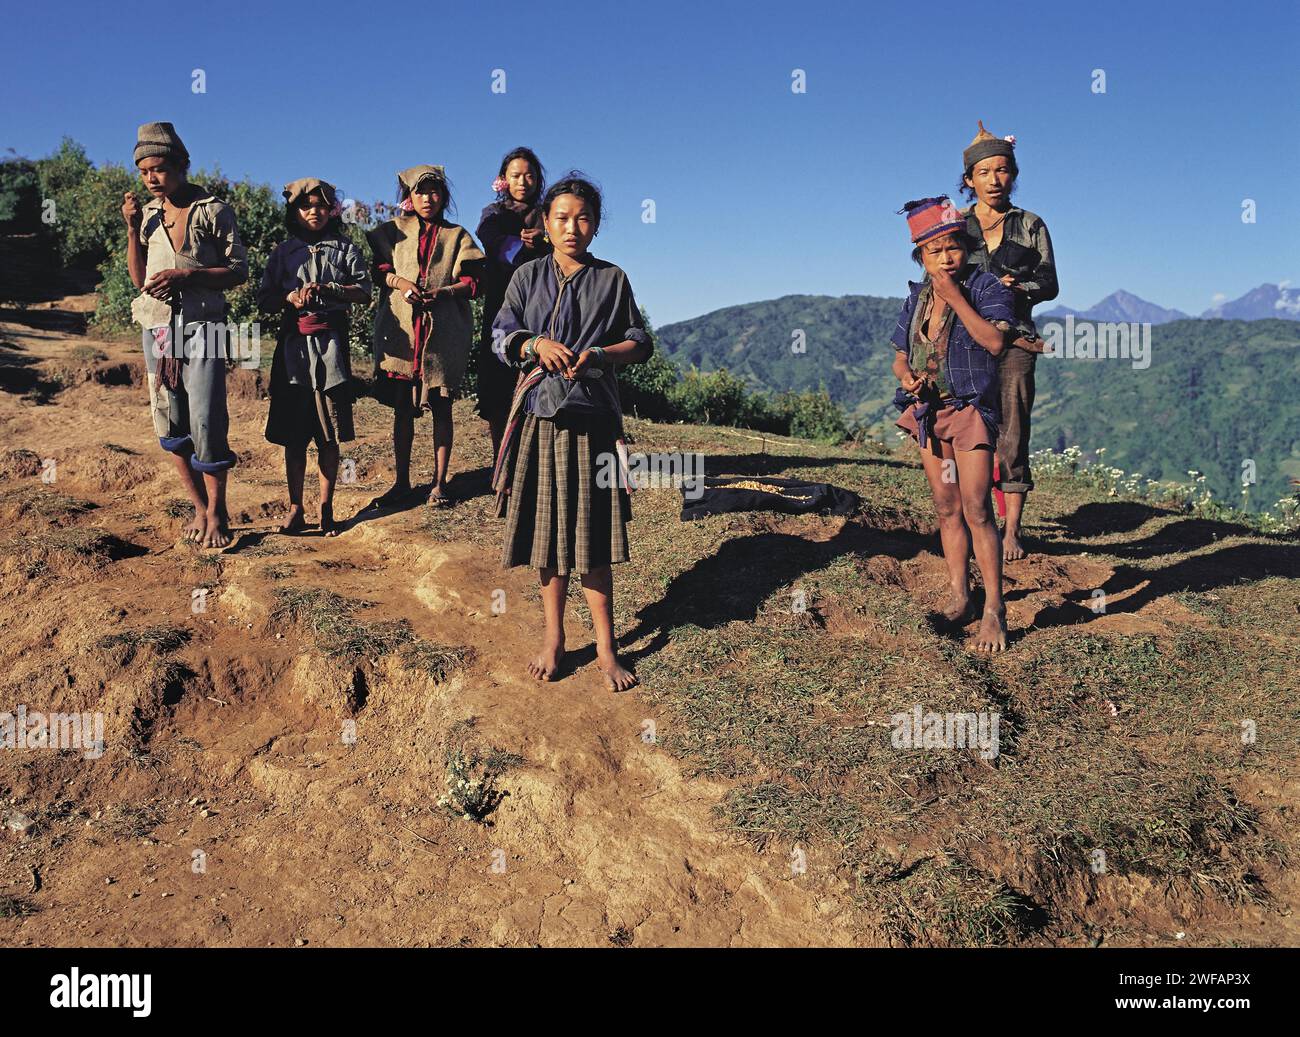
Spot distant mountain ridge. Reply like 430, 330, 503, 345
655, 293, 1300, 511
1044, 283, 1300, 324
1043, 290, 1189, 325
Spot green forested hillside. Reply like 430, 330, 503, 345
657, 297, 1300, 510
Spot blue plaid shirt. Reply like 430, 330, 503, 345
890, 266, 1015, 431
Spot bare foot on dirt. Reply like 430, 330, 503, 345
320, 503, 339, 537
1003, 528, 1028, 561
968, 607, 1008, 653
203, 509, 232, 549
182, 506, 206, 543
940, 583, 972, 622
427, 483, 451, 508
279, 505, 307, 535
527, 635, 565, 681
365, 481, 413, 511
597, 648, 638, 692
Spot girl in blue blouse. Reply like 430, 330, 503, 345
491, 174, 653, 691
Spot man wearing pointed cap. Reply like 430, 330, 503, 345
122, 121, 248, 548
958, 121, 1058, 561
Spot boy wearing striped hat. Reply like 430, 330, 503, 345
890, 197, 1014, 652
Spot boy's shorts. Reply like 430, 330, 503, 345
896, 401, 994, 454
143, 323, 236, 473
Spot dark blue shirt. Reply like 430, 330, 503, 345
890, 266, 1015, 430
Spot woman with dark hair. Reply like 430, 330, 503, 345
491, 173, 653, 691
366, 165, 485, 509
475, 147, 551, 458
958, 121, 1059, 561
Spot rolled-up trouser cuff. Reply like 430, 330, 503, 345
998, 479, 1034, 494
189, 452, 237, 474
159, 434, 193, 455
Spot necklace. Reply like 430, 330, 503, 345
979, 209, 1009, 232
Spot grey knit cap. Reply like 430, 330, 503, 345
962, 120, 1015, 170
134, 122, 189, 166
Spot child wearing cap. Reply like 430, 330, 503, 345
890, 197, 1015, 652
366, 166, 485, 510
958, 121, 1059, 561
257, 179, 371, 536
122, 121, 248, 549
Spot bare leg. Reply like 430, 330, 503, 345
428, 396, 453, 504
392, 409, 414, 491
955, 447, 1007, 652
528, 567, 568, 681
917, 442, 972, 622
580, 565, 637, 691
168, 449, 208, 542
318, 442, 339, 536
369, 410, 415, 509
1002, 490, 1028, 561
201, 470, 231, 549
281, 445, 308, 534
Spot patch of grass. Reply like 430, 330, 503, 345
99, 803, 166, 839
1176, 579, 1300, 635
272, 586, 478, 678
271, 585, 413, 662
262, 563, 293, 581
0, 894, 38, 918
164, 498, 194, 518
0, 486, 95, 524
96, 625, 191, 663
67, 345, 108, 364
397, 640, 474, 682
4, 528, 124, 577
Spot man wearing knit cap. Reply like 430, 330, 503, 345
122, 121, 248, 549
958, 120, 1058, 562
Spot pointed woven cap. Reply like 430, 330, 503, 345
899, 197, 965, 244
963, 119, 1015, 169
397, 165, 446, 194
134, 122, 188, 165
282, 178, 337, 207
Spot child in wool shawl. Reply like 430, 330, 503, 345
257, 178, 371, 536
891, 197, 1014, 653
366, 165, 485, 508
492, 174, 653, 692
476, 146, 552, 459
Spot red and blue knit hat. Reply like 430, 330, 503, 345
898, 197, 964, 244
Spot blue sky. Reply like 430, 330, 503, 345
4, 0, 1297, 326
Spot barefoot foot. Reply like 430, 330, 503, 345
203, 510, 232, 549
968, 607, 1008, 653
1002, 528, 1028, 562
279, 504, 307, 535
596, 648, 638, 692
527, 637, 565, 681
940, 584, 972, 623
320, 503, 339, 537
182, 506, 207, 543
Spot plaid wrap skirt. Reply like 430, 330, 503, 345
500, 410, 631, 575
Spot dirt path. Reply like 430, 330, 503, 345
0, 304, 862, 946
